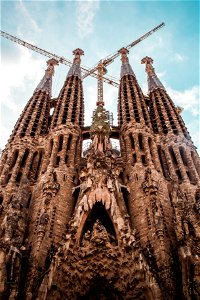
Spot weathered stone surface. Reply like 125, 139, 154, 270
0, 52, 199, 300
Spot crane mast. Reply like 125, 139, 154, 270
88, 22, 165, 104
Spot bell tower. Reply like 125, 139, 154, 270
24, 49, 85, 298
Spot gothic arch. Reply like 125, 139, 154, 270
77, 202, 118, 246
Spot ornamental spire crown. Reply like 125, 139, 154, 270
141, 56, 165, 93
67, 48, 84, 79
34, 58, 58, 97
119, 47, 136, 79
90, 101, 111, 139
90, 99, 111, 152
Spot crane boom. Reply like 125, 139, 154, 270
1, 23, 165, 105
0, 30, 72, 67
82, 22, 165, 79
0, 30, 119, 88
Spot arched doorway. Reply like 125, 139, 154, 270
79, 276, 123, 300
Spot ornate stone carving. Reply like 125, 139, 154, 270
42, 171, 60, 203
1, 197, 26, 245
142, 167, 159, 196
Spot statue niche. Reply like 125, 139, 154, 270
80, 202, 117, 247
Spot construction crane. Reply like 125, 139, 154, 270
0, 30, 119, 88
1, 22, 165, 103
82, 22, 165, 104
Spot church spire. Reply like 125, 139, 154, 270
66, 48, 84, 79
51, 49, 84, 128
119, 47, 136, 79
141, 56, 165, 93
35, 58, 58, 97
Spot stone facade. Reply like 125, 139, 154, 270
0, 50, 199, 300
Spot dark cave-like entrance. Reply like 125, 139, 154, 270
79, 277, 123, 300
80, 202, 117, 245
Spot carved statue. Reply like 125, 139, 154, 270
39, 212, 49, 225
42, 171, 60, 204
82, 230, 91, 247
142, 168, 159, 196
194, 187, 200, 214
91, 220, 109, 246
1, 199, 24, 243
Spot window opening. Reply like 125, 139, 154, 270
169, 146, 178, 166
157, 146, 170, 180
67, 134, 72, 151
20, 149, 29, 168
138, 134, 143, 150
58, 135, 63, 152
129, 133, 135, 149
121, 187, 130, 215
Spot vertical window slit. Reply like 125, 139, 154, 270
141, 154, 146, 165
58, 135, 63, 152
121, 187, 130, 216
129, 133, 135, 149
34, 151, 43, 179
157, 146, 170, 180
49, 139, 53, 156
67, 134, 72, 151
132, 153, 137, 166
138, 134, 143, 150
169, 146, 178, 166
20, 149, 29, 168
148, 138, 154, 162
16, 171, 22, 184
10, 149, 19, 169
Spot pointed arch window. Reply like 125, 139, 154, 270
80, 202, 117, 246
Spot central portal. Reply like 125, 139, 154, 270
79, 277, 123, 300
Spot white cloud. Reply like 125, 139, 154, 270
174, 53, 186, 62
167, 85, 199, 116
0, 46, 44, 113
157, 71, 166, 78
18, 0, 41, 33
186, 119, 200, 150
0, 46, 44, 147
142, 81, 199, 117
76, 0, 100, 38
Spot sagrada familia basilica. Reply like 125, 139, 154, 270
0, 45, 199, 299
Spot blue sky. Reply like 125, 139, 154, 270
0, 0, 199, 152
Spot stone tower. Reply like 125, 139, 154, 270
0, 49, 199, 300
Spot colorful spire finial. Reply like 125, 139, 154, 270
67, 48, 84, 79
141, 56, 165, 93
119, 47, 129, 64
119, 47, 136, 79
35, 58, 58, 96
